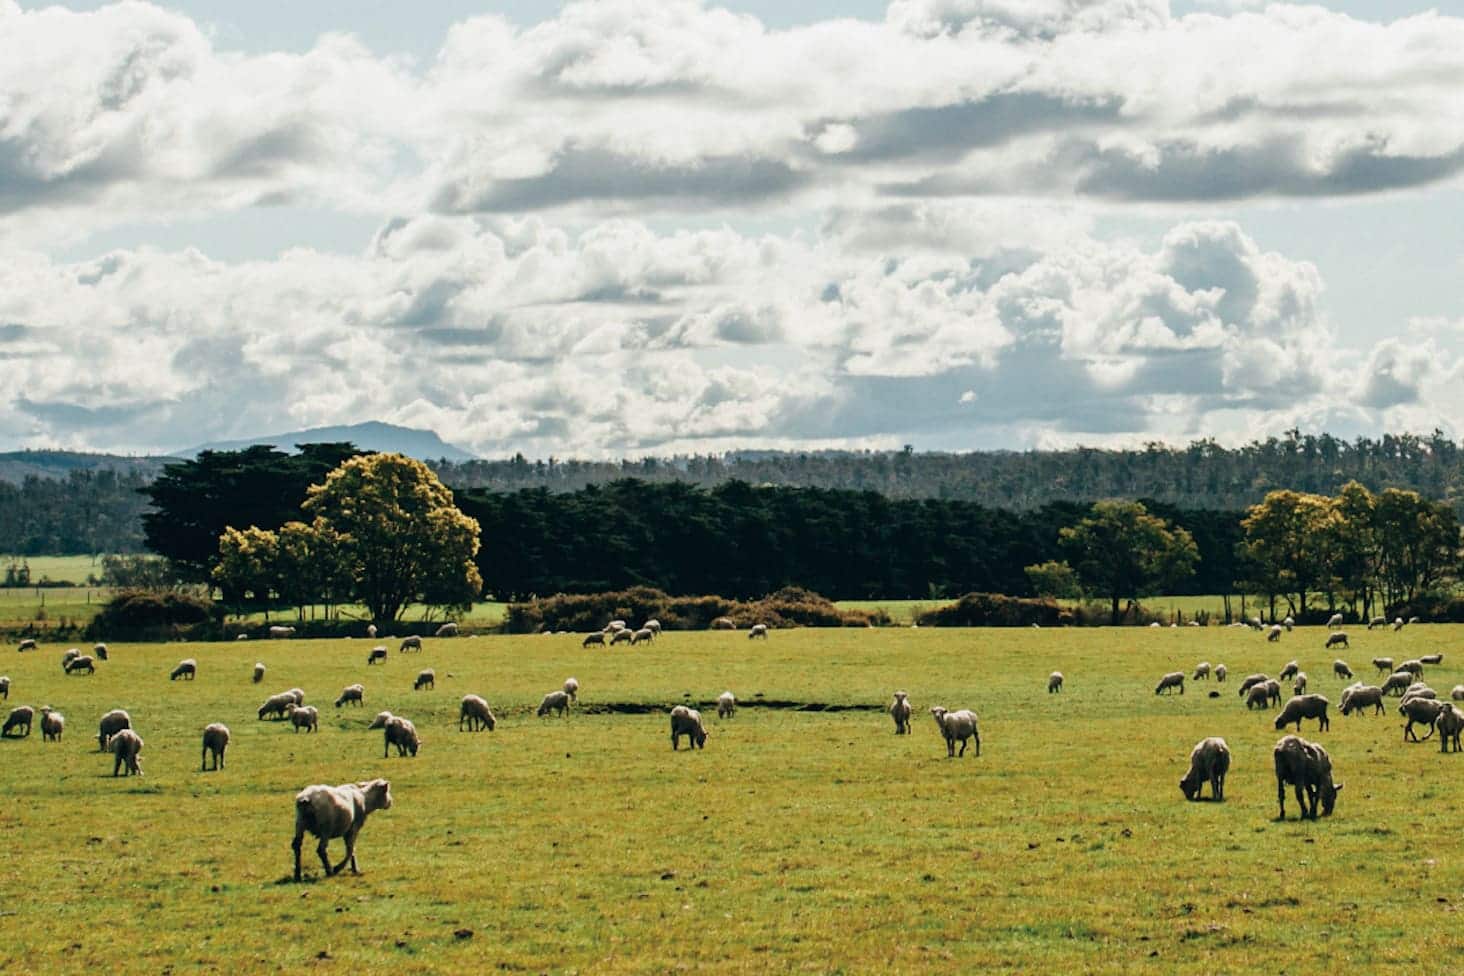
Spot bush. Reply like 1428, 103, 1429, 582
87, 589, 221, 641
915, 593, 1069, 627
505, 586, 885, 633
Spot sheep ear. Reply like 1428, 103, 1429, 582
1333, 782, 1343, 793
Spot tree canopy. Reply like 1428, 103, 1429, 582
1060, 500, 1199, 624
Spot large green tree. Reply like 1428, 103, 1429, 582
1239, 490, 1342, 617
1059, 500, 1199, 624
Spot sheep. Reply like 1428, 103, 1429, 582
1214, 664, 1227, 683
0, 675, 7, 699
1372, 657, 1394, 676
284, 688, 304, 705
413, 669, 435, 691
1293, 672, 1308, 695
17, 638, 36, 652
1273, 735, 1341, 820
1154, 672, 1185, 695
748, 623, 769, 640
670, 705, 708, 750
606, 619, 628, 633
399, 635, 422, 653
1049, 671, 1064, 693
1409, 616, 1422, 625
2, 705, 33, 737
582, 632, 606, 648
383, 716, 420, 757
62, 648, 79, 666
39, 706, 63, 742
1268, 625, 1283, 643
929, 706, 981, 757
1283, 616, 1295, 632
97, 709, 130, 750
435, 622, 458, 638
1392, 617, 1405, 632
1263, 679, 1283, 707
1452, 685, 1464, 702
1400, 696, 1446, 742
268, 625, 296, 639
1192, 662, 1210, 681
1403, 683, 1436, 701
170, 658, 197, 681
1334, 660, 1353, 680
630, 627, 655, 645
1274, 694, 1330, 733
458, 695, 496, 732
1245, 683, 1272, 710
1340, 685, 1387, 716
258, 693, 297, 721
201, 723, 230, 770
609, 629, 633, 646
644, 619, 662, 636
1420, 653, 1444, 666
236, 633, 249, 641
93, 643, 108, 661
64, 655, 95, 675
1435, 704, 1464, 753
335, 684, 365, 708
1368, 615, 1387, 630
711, 617, 735, 630
1381, 671, 1414, 697
1399, 659, 1425, 678
109, 728, 144, 776
1179, 737, 1230, 802
563, 677, 580, 703
367, 646, 387, 665
287, 704, 320, 733
1279, 660, 1299, 681
537, 690, 571, 717
291, 779, 393, 882
718, 690, 737, 719
253, 662, 266, 684
1325, 633, 1349, 649
367, 710, 394, 730
1237, 674, 1269, 697
367, 624, 377, 639
1246, 617, 1263, 631
1326, 613, 1344, 629
890, 691, 912, 733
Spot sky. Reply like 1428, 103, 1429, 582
2, 1, 1463, 458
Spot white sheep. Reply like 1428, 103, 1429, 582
609, 630, 633, 646
1398, 659, 1425, 678
268, 625, 296, 639
1399, 697, 1446, 743
413, 669, 435, 691
287, 704, 319, 733
170, 658, 197, 681
399, 635, 422, 653
1381, 671, 1414, 697
1409, 616, 1422, 625
1263, 679, 1283, 707
1340, 685, 1386, 716
253, 662, 266, 684
1245, 683, 1272, 710
1435, 704, 1464, 753
16, 638, 36, 652
61, 648, 79, 666
2, 705, 33, 737
291, 779, 393, 882
1192, 662, 1210, 681
367, 710, 394, 730
537, 690, 571, 717
748, 623, 769, 640
1279, 660, 1299, 681
890, 691, 912, 734
1274, 694, 1330, 733
335, 684, 365, 708
1325, 632, 1350, 649
582, 632, 606, 648
1367, 615, 1387, 630
718, 690, 736, 719
1154, 672, 1185, 695
1372, 657, 1394, 676
1049, 671, 1064, 693
39, 706, 63, 742
383, 716, 420, 757
97, 709, 130, 750
366, 624, 377, 639
258, 693, 296, 720
1273, 734, 1341, 820
459, 695, 496, 732
109, 728, 144, 776
1292, 672, 1308, 695
1179, 737, 1230, 801
1403, 683, 1436, 701
367, 646, 388, 664
929, 706, 980, 757
435, 622, 458, 638
93, 643, 108, 661
284, 687, 305, 705
670, 705, 707, 750
64, 654, 95, 675
1214, 664, 1227, 683
644, 619, 662, 636
1267, 625, 1283, 643
1333, 660, 1353, 680
563, 677, 580, 703
630, 627, 655, 645
1283, 616, 1295, 632
1392, 617, 1405, 632
201, 723, 230, 770
606, 619, 628, 632
711, 617, 735, 630
1451, 685, 1464, 702
1237, 673, 1269, 697
1326, 613, 1344, 629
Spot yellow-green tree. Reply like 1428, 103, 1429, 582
1059, 500, 1198, 624
213, 525, 280, 612
275, 519, 353, 621
1239, 490, 1341, 618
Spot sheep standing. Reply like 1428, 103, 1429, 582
1381, 672, 1414, 697
609, 630, 633, 646
0, 675, 8, 699
366, 624, 377, 639
1420, 653, 1444, 665
890, 691, 912, 734
170, 658, 197, 681
435, 622, 458, 638
39, 706, 63, 742
1400, 697, 1446, 742
413, 669, 435, 691
1049, 671, 1064, 693
93, 643, 108, 661
929, 706, 980, 757
291, 779, 393, 882
1392, 618, 1405, 632
1368, 616, 1386, 630
1372, 657, 1394, 676
1263, 679, 1283, 707
1399, 659, 1425, 678
258, 693, 297, 720
563, 677, 580, 703
1279, 661, 1299, 681
1326, 633, 1349, 649
17, 638, 36, 652
268, 625, 296, 639
644, 619, 662, 636
367, 646, 387, 665
1214, 664, 1227, 683
1245, 684, 1272, 710
1273, 735, 1341, 820
630, 627, 655, 645
1292, 672, 1308, 695
1267, 625, 1283, 643
335, 684, 365, 708
1283, 616, 1295, 632
253, 662, 266, 684
670, 705, 708, 750
287, 704, 320, 733
97, 709, 131, 750
582, 632, 606, 648
1333, 660, 1353, 680
61, 648, 79, 667
399, 636, 422, 653
1326, 613, 1344, 629
64, 655, 95, 675
748, 624, 769, 640
1274, 694, 1330, 732
711, 617, 735, 630
1154, 672, 1185, 695
1340, 685, 1386, 716
2, 705, 33, 737
383, 716, 420, 757
1179, 737, 1230, 801
537, 690, 571, 717
1237, 673, 1269, 697
202, 723, 230, 770
459, 695, 496, 732
1436, 705, 1464, 753
718, 690, 736, 719
1192, 663, 1210, 681
1452, 685, 1464, 702
109, 729, 144, 776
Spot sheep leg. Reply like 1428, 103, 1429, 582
316, 836, 335, 876
113, 752, 123, 777
201, 746, 208, 772
1275, 778, 1286, 820
292, 832, 305, 882
973, 732, 981, 757
957, 738, 966, 757
333, 829, 360, 876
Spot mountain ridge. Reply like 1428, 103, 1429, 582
180, 421, 477, 462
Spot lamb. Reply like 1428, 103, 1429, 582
64, 654, 95, 675
670, 705, 708, 750
435, 622, 458, 637
644, 619, 662, 636
1420, 653, 1444, 666
537, 690, 571, 717
399, 635, 422, 653
413, 669, 435, 691
367, 646, 387, 665
1273, 734, 1341, 820
1214, 664, 1227, 683
253, 662, 266, 684
287, 704, 319, 733
97, 709, 130, 750
1334, 660, 1354, 680
1340, 685, 1386, 716
890, 691, 912, 733
717, 690, 737, 719
1381, 671, 1414, 697
1154, 672, 1185, 695
1368, 615, 1387, 630
458, 695, 496, 732
748, 623, 769, 640
1274, 694, 1330, 733
1452, 685, 1464, 702
1292, 672, 1308, 695
170, 658, 197, 681
17, 638, 36, 652
2, 705, 33, 737
109, 728, 144, 776
1326, 613, 1344, 629
201, 723, 230, 770
291, 779, 393, 882
39, 706, 63, 742
1399, 696, 1446, 742
711, 617, 735, 630
268, 625, 296, 639
582, 632, 606, 648
563, 677, 580, 703
1179, 737, 1230, 801
383, 716, 420, 757
1049, 671, 1065, 693
929, 706, 981, 757
1268, 625, 1283, 643
0, 675, 8, 699
93, 643, 109, 661
630, 627, 655, 645
1279, 661, 1299, 681
258, 692, 297, 721
1245, 683, 1272, 710
1372, 657, 1394, 676
335, 684, 365, 708
1326, 633, 1349, 649
1237, 674, 1269, 697
1435, 704, 1464, 753
609, 629, 633, 646
1192, 662, 1210, 681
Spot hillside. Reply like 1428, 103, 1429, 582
181, 421, 476, 462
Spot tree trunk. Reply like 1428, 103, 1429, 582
1110, 593, 1121, 626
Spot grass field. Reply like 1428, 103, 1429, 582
0, 625, 1460, 973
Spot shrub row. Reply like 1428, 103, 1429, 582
505, 586, 888, 633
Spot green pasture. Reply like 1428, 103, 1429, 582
0, 625, 1460, 973
0, 554, 107, 584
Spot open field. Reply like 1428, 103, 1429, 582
1, 625, 1460, 973
0, 554, 109, 585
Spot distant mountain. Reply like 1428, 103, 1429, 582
181, 421, 477, 462
0, 450, 176, 485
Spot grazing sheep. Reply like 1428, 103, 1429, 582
1154, 672, 1185, 695
1420, 653, 1444, 665
1293, 672, 1308, 695
644, 619, 662, 636
268, 625, 296, 639
283, 688, 304, 705
1246, 617, 1263, 631
1238, 673, 1270, 697
61, 648, 79, 666
258, 692, 297, 721
1451, 685, 1464, 702
670, 705, 708, 750
1403, 683, 1436, 700
1435, 704, 1464, 753
1268, 625, 1283, 643
711, 617, 735, 630
1326, 633, 1350, 649
253, 662, 266, 684
749, 624, 769, 640
1399, 696, 1446, 742
335, 684, 364, 708
537, 690, 571, 717
367, 646, 387, 665
1264, 679, 1283, 707
1381, 671, 1414, 697
718, 690, 737, 719
399, 636, 422, 653
1334, 660, 1353, 680
890, 691, 912, 734
1049, 671, 1064, 693
1192, 662, 1210, 681
2, 705, 33, 737
563, 677, 579, 703
1372, 657, 1394, 676
630, 627, 655, 645
93, 643, 108, 661
1245, 683, 1272, 710
39, 706, 63, 742
64, 655, 95, 675
582, 632, 606, 648
170, 658, 197, 681
1409, 616, 1422, 625
0, 675, 8, 699
1283, 616, 1295, 632
383, 716, 419, 757
609, 630, 633, 646
1341, 685, 1387, 716
109, 728, 144, 776
1279, 661, 1299, 681
413, 669, 435, 691
287, 704, 320, 733
1273, 735, 1341, 820
201, 723, 230, 770
1179, 737, 1230, 801
1274, 694, 1330, 732
367, 710, 394, 730
1392, 618, 1405, 632
1368, 615, 1387, 630
458, 695, 496, 732
1214, 664, 1227, 683
435, 622, 458, 638
291, 779, 393, 882
17, 638, 36, 652
97, 709, 130, 750
606, 620, 628, 633
929, 706, 981, 757
1399, 659, 1425, 678
1326, 613, 1344, 629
